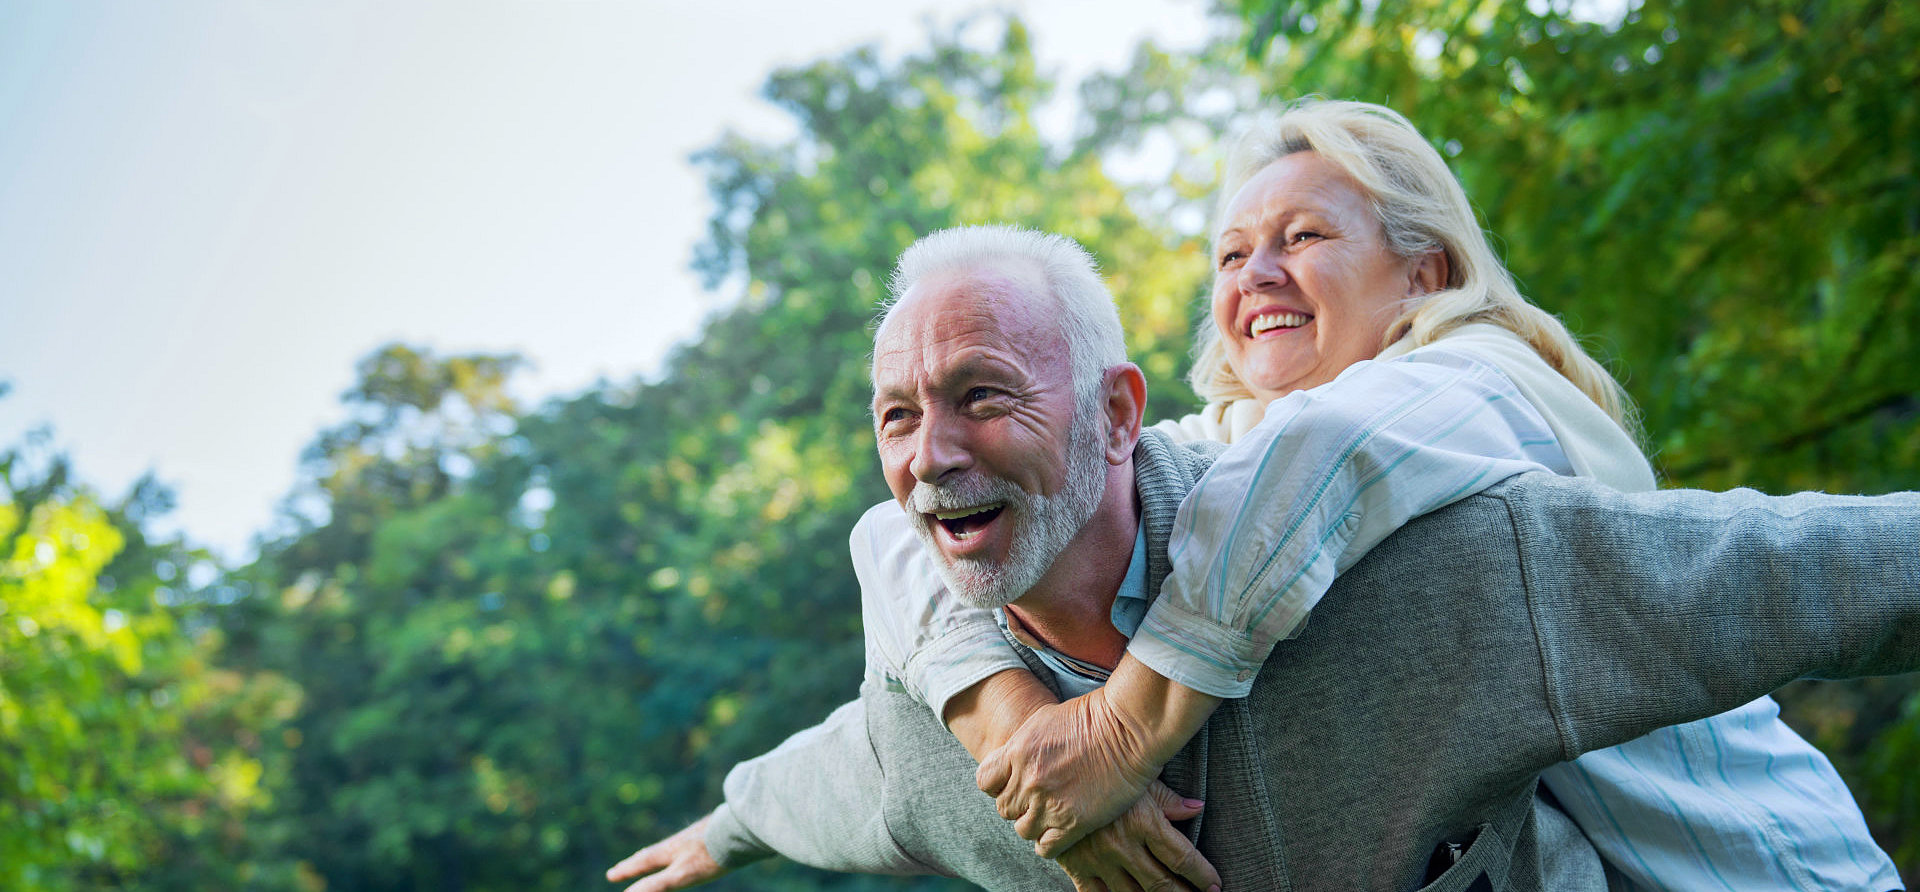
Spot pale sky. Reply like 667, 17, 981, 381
0, 1, 1213, 562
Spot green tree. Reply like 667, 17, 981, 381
215, 18, 1220, 891
218, 343, 564, 891
0, 436, 299, 890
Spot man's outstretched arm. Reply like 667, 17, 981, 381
722, 697, 927, 874
605, 697, 919, 890
1498, 474, 1920, 757
608, 685, 1220, 891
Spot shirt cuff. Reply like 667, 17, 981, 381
1128, 598, 1263, 699
703, 803, 773, 869
906, 621, 1032, 720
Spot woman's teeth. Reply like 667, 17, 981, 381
1250, 312, 1309, 336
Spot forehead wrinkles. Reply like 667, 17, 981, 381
873, 270, 1066, 387
1216, 156, 1380, 244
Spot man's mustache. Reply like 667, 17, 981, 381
905, 474, 1025, 515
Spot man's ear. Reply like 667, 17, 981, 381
1102, 363, 1147, 465
1408, 248, 1450, 296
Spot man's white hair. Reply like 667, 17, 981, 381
884, 225, 1127, 408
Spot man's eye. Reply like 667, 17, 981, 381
964, 387, 998, 404
879, 407, 911, 426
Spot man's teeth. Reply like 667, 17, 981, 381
933, 504, 1001, 521
1250, 312, 1309, 335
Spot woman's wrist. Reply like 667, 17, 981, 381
1101, 655, 1223, 768
944, 668, 1059, 760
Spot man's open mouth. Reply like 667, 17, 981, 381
932, 504, 1005, 541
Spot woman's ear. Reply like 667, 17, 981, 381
1409, 249, 1450, 296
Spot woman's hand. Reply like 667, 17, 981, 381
976, 687, 1161, 857
1055, 780, 1219, 892
977, 657, 1222, 857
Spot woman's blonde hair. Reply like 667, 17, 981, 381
1189, 99, 1635, 430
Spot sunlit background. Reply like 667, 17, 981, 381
3, 0, 1915, 888
0, 0, 1211, 562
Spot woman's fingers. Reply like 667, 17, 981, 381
1053, 790, 1217, 892
1061, 850, 1147, 892
976, 745, 1012, 797
1035, 812, 1099, 855
1067, 868, 1109, 892
1144, 779, 1205, 822
1016, 808, 1044, 841
1142, 819, 1219, 892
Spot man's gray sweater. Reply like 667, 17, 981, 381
703, 431, 1920, 891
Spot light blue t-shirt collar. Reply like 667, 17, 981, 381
998, 520, 1148, 698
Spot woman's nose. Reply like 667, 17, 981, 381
1239, 245, 1288, 292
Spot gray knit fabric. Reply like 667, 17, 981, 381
707, 431, 1920, 890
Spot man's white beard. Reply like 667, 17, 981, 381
904, 396, 1109, 610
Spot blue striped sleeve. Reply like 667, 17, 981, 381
1133, 347, 1575, 699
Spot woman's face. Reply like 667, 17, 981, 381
1211, 152, 1434, 402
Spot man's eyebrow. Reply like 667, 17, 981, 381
870, 352, 1023, 413
943, 352, 1023, 382
871, 380, 913, 415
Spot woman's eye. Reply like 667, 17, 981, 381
1291, 230, 1324, 245
1217, 250, 1247, 269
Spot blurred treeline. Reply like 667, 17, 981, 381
4, 0, 1917, 888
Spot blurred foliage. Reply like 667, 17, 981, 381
0, 435, 304, 890
11, 1, 1917, 887
1233, 0, 1919, 876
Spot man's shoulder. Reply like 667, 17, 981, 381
1133, 430, 1226, 587
1149, 425, 1230, 456
1137, 428, 1227, 486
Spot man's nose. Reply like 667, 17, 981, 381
909, 413, 971, 485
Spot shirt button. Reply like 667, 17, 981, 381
1235, 669, 1253, 682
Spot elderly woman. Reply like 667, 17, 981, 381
867, 100, 1898, 891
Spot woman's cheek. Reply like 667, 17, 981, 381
1210, 279, 1238, 336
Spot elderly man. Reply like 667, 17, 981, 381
610, 227, 1919, 892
